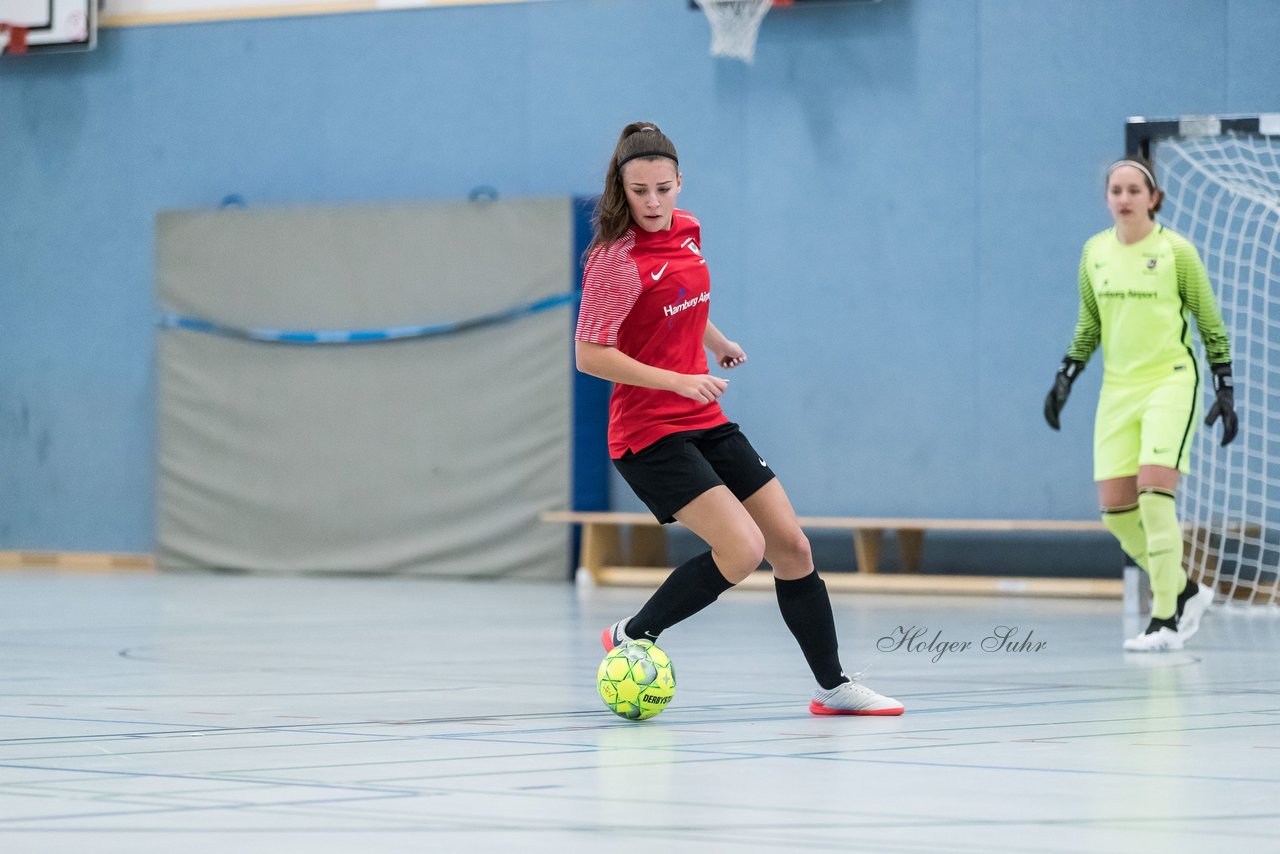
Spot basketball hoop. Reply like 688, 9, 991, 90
1, 23, 31, 55
694, 0, 789, 64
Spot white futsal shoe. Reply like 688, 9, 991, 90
600, 617, 636, 652
1123, 620, 1184, 652
810, 676, 904, 716
1176, 583, 1214, 642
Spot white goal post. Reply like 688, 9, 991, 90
1126, 114, 1280, 611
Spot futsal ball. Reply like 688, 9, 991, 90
597, 640, 676, 721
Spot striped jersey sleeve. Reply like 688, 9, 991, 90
1065, 238, 1102, 363
575, 235, 642, 347
1170, 232, 1232, 365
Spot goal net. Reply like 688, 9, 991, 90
694, 0, 782, 64
1148, 119, 1280, 610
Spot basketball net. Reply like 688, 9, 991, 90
1, 23, 31, 55
694, 0, 788, 64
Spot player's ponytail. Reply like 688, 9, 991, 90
589, 122, 680, 254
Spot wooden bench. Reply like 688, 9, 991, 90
542, 511, 1121, 599
0, 551, 156, 571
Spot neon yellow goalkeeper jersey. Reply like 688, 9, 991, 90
1066, 225, 1231, 382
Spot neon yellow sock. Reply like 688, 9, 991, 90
1101, 503, 1147, 572
1138, 489, 1184, 619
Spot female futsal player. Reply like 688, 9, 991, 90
575, 121, 902, 715
1044, 157, 1234, 652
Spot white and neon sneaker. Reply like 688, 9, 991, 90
810, 677, 904, 716
1176, 584, 1214, 642
600, 617, 635, 652
1123, 620, 1184, 652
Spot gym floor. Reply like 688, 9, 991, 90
2, 570, 1278, 853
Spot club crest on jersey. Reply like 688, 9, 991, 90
1147, 258, 1157, 269
681, 237, 704, 262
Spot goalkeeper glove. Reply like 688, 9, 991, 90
1205, 363, 1238, 446
1043, 358, 1084, 431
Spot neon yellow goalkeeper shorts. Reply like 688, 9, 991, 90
1093, 367, 1201, 481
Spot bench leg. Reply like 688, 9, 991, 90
853, 530, 883, 574
898, 530, 924, 573
628, 525, 667, 568
579, 523, 622, 584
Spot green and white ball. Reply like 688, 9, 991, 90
597, 640, 676, 720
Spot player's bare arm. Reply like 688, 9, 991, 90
703, 320, 746, 369
575, 340, 727, 403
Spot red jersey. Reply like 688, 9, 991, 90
575, 210, 729, 458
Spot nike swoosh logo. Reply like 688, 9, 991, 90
650, 263, 669, 281
758, 457, 768, 467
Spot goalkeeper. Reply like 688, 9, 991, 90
1044, 157, 1235, 652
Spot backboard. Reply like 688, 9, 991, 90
689, 0, 883, 7
0, 0, 97, 55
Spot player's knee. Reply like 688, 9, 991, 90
716, 526, 765, 583
770, 527, 812, 571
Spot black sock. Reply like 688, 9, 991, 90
1145, 616, 1177, 634
626, 550, 733, 641
1175, 578, 1200, 620
775, 572, 846, 691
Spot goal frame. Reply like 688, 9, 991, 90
1125, 113, 1280, 160
1123, 113, 1280, 610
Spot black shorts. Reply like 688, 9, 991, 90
613, 422, 777, 524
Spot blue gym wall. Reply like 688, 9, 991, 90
2, 0, 1278, 566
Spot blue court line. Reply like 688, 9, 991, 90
0, 759, 415, 792
0, 791, 417, 829
349, 744, 1280, 789
7, 689, 1274, 743
792, 752, 1280, 785
8, 700, 1277, 777
428, 707, 1280, 746
158, 291, 576, 344
8, 690, 1260, 744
